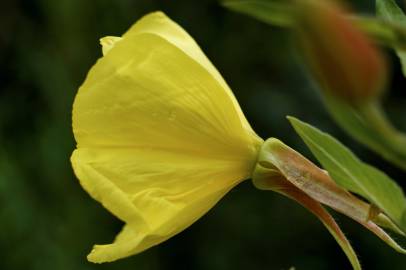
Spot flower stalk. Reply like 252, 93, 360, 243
358, 102, 406, 162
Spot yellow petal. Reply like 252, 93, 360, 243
122, 12, 233, 98
72, 11, 262, 262
100, 36, 122, 56
71, 147, 243, 262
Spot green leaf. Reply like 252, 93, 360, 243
288, 116, 406, 231
376, 0, 406, 75
221, 0, 295, 27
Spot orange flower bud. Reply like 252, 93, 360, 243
295, 0, 387, 104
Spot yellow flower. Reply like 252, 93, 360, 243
71, 11, 263, 263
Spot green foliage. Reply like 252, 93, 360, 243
223, 0, 406, 50
377, 0, 406, 75
321, 96, 406, 171
222, 0, 294, 27
288, 116, 406, 232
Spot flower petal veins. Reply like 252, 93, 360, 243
71, 12, 262, 263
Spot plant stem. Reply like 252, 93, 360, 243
359, 102, 406, 164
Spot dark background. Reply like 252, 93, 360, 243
1, 0, 406, 269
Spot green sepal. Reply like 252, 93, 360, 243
252, 137, 406, 269
288, 116, 406, 232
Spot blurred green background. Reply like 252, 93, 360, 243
1, 0, 406, 269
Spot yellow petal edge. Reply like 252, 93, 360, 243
71, 11, 263, 263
